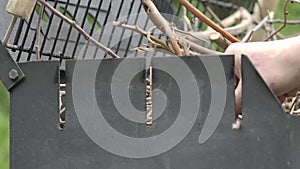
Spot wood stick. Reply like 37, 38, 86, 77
269, 19, 300, 24
179, 0, 240, 43
113, 20, 169, 50
141, 0, 182, 56
209, 32, 230, 50
185, 39, 222, 55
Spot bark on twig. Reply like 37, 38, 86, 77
133, 46, 201, 56
242, 12, 274, 42
209, 32, 230, 50
141, 0, 182, 56
37, 0, 120, 58
182, 7, 192, 31
179, 0, 240, 43
205, 8, 252, 36
185, 40, 222, 55
189, 8, 251, 43
222, 8, 252, 36
2, 16, 17, 46
269, 19, 300, 24
113, 20, 169, 50
173, 28, 208, 42
205, 6, 225, 28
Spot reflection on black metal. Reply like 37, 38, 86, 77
9, 56, 300, 169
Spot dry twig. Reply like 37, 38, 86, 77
209, 32, 230, 50
141, 0, 182, 56
182, 7, 192, 31
179, 0, 240, 43
269, 19, 300, 24
265, 0, 300, 41
112, 20, 169, 50
205, 6, 225, 28
2, 16, 17, 46
242, 12, 274, 42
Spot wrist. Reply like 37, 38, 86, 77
277, 36, 300, 77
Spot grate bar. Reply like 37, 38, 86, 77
71, 0, 92, 58
48, 0, 107, 12
115, 0, 136, 54
124, 3, 143, 58
61, 0, 81, 59
92, 1, 112, 59
12, 20, 25, 52
40, 0, 60, 59
7, 0, 256, 61
49, 0, 71, 60
16, 6, 35, 61
89, 0, 104, 35
103, 0, 125, 59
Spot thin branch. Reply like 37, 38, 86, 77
221, 8, 252, 36
205, 5, 225, 28
35, 0, 45, 60
185, 39, 222, 55
112, 20, 169, 50
266, 11, 277, 41
2, 16, 17, 46
182, 7, 192, 31
37, 0, 120, 58
113, 19, 216, 55
265, 0, 294, 41
193, 17, 200, 32
216, 8, 244, 28
189, 8, 251, 43
133, 46, 201, 56
242, 12, 274, 42
173, 28, 208, 42
147, 26, 161, 48
141, 0, 182, 56
179, 0, 240, 43
177, 37, 191, 56
269, 19, 300, 24
209, 32, 230, 50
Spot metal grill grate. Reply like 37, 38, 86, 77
5, 0, 256, 62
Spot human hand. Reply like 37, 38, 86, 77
225, 36, 300, 115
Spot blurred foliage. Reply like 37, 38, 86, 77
0, 82, 9, 169
274, 0, 300, 36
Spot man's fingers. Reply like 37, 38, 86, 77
278, 87, 300, 104
277, 95, 286, 104
285, 87, 299, 97
235, 80, 242, 118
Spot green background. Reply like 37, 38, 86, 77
274, 0, 300, 36
0, 1, 299, 169
0, 82, 9, 169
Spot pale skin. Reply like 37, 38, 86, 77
225, 36, 300, 114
